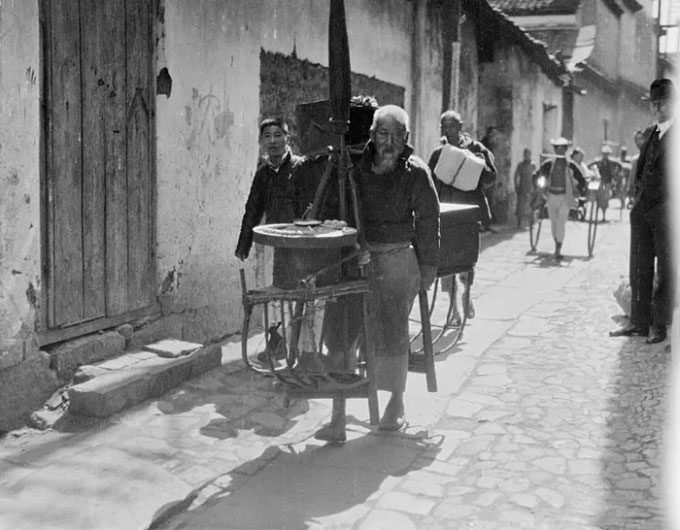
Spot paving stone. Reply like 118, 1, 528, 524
498, 477, 530, 493
446, 400, 484, 418
143, 339, 203, 358
533, 456, 567, 474
616, 476, 652, 490
398, 477, 446, 498
568, 458, 599, 475
376, 492, 436, 516
358, 509, 416, 530
431, 500, 478, 521
472, 491, 502, 507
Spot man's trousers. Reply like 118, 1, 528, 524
629, 202, 675, 328
546, 193, 570, 244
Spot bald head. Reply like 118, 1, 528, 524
370, 105, 410, 173
440, 110, 462, 144
440, 110, 462, 124
371, 105, 410, 133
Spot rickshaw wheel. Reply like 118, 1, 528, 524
529, 209, 542, 251
410, 273, 472, 354
587, 199, 598, 257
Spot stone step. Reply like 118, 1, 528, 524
68, 340, 221, 418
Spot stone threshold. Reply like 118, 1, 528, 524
67, 340, 222, 418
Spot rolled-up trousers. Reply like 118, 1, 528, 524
546, 192, 570, 244
324, 243, 419, 393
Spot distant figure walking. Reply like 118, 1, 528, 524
513, 148, 536, 229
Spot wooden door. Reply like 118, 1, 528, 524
40, 0, 156, 344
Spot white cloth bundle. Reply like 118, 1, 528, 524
434, 144, 485, 191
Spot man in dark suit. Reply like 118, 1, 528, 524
610, 78, 675, 344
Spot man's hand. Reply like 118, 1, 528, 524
235, 249, 248, 261
419, 265, 437, 291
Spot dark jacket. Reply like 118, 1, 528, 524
536, 158, 587, 197
235, 151, 304, 258
587, 157, 622, 185
427, 134, 496, 227
427, 135, 497, 203
633, 124, 671, 213
356, 142, 440, 267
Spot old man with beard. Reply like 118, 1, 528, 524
314, 105, 440, 443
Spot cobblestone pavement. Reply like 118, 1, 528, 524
0, 210, 677, 530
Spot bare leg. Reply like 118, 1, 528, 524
314, 397, 347, 443
378, 391, 405, 431
450, 275, 462, 326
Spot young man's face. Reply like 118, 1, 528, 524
523, 149, 531, 161
553, 145, 568, 156
261, 125, 289, 159
650, 98, 671, 123
572, 151, 583, 164
440, 117, 462, 144
634, 133, 645, 150
371, 116, 408, 169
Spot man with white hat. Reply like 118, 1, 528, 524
534, 137, 586, 260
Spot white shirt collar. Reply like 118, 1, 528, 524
657, 118, 673, 138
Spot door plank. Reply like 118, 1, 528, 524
80, 0, 107, 320
50, 0, 83, 326
81, 0, 128, 316
126, 0, 155, 310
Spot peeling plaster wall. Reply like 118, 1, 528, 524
587, 1, 620, 80
511, 60, 563, 173
0, 0, 58, 432
618, 9, 656, 88
480, 45, 563, 216
155, 0, 427, 342
457, 16, 480, 138
0, 0, 41, 366
571, 76, 651, 162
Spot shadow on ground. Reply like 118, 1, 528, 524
151, 429, 441, 529
525, 250, 591, 268
597, 339, 671, 528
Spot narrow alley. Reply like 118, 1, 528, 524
0, 209, 674, 530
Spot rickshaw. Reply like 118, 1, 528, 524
409, 203, 480, 358
528, 172, 601, 258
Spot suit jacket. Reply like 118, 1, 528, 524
634, 124, 670, 214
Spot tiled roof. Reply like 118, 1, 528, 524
487, 0, 581, 16
526, 28, 580, 58
467, 0, 568, 85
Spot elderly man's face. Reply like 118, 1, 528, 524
261, 125, 289, 160
371, 116, 408, 169
440, 117, 462, 144
553, 145, 568, 156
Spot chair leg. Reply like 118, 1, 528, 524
361, 294, 380, 425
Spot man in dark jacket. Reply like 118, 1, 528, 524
428, 111, 497, 231
235, 118, 303, 260
610, 78, 675, 344
587, 144, 622, 221
314, 105, 440, 443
